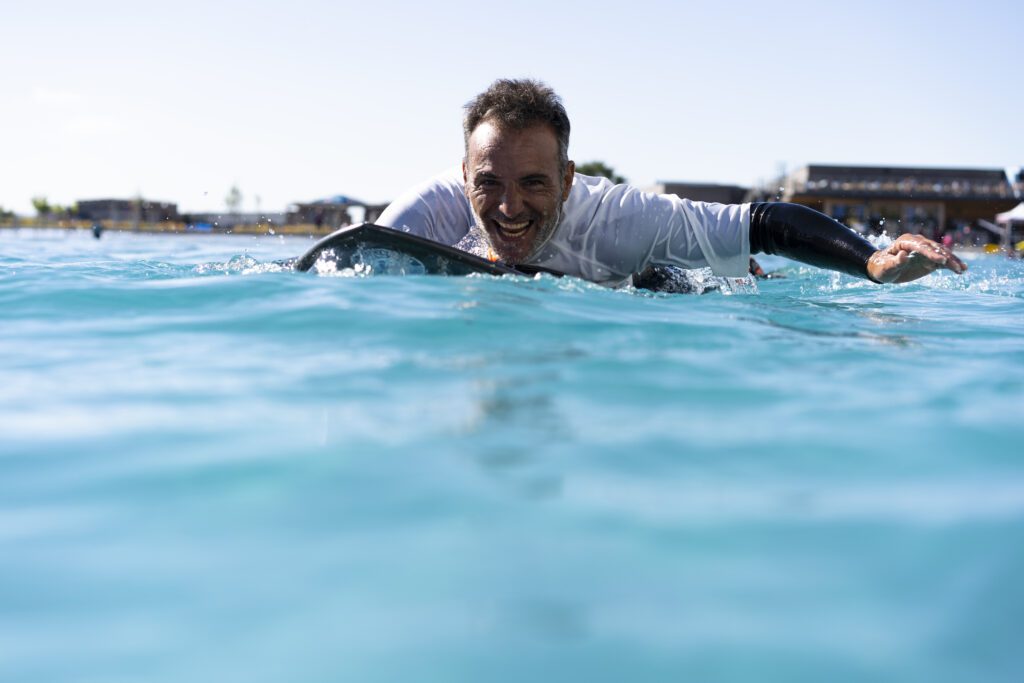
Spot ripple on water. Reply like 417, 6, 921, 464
1, 230, 1023, 682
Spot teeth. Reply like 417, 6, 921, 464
496, 220, 530, 233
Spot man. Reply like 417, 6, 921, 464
378, 79, 966, 288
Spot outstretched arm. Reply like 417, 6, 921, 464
749, 202, 966, 283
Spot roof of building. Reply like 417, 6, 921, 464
297, 195, 366, 207
652, 182, 750, 204
791, 165, 1014, 201
77, 198, 176, 207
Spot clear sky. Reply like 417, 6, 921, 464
2, 0, 1021, 215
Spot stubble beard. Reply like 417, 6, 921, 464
473, 200, 564, 265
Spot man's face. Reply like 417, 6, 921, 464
463, 120, 574, 264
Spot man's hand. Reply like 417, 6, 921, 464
866, 233, 968, 283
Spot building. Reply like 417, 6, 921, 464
647, 182, 750, 204
77, 198, 179, 223
780, 165, 1018, 239
287, 195, 390, 228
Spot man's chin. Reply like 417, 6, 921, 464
490, 245, 532, 264
484, 232, 535, 264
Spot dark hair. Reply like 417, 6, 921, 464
463, 79, 571, 171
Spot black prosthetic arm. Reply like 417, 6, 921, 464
749, 202, 879, 281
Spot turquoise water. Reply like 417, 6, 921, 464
2, 227, 1023, 682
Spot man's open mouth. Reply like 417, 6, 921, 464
493, 218, 532, 238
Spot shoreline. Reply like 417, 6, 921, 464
2, 220, 1018, 257
0, 219, 338, 237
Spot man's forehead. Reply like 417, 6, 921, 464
466, 120, 560, 169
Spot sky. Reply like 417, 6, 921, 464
1, 0, 1021, 215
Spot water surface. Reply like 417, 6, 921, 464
2, 228, 1023, 682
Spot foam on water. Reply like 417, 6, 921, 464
2, 228, 1023, 682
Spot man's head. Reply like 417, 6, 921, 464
462, 79, 574, 264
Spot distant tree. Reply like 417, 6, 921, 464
576, 161, 626, 184
31, 196, 51, 216
0, 205, 14, 220
225, 185, 243, 214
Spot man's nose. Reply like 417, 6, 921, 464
499, 186, 523, 217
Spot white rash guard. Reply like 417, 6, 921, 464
377, 166, 751, 287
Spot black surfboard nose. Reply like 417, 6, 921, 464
293, 223, 522, 276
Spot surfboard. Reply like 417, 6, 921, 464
292, 223, 523, 276
291, 222, 737, 293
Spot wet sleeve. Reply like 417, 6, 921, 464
375, 168, 475, 245
583, 188, 751, 279
749, 202, 877, 280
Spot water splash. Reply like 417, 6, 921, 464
193, 254, 292, 276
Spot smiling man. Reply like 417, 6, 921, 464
378, 79, 965, 288
463, 118, 570, 264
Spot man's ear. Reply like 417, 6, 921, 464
462, 159, 468, 185
562, 160, 575, 200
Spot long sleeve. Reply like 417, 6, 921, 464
528, 178, 751, 286
749, 202, 877, 280
375, 166, 475, 246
